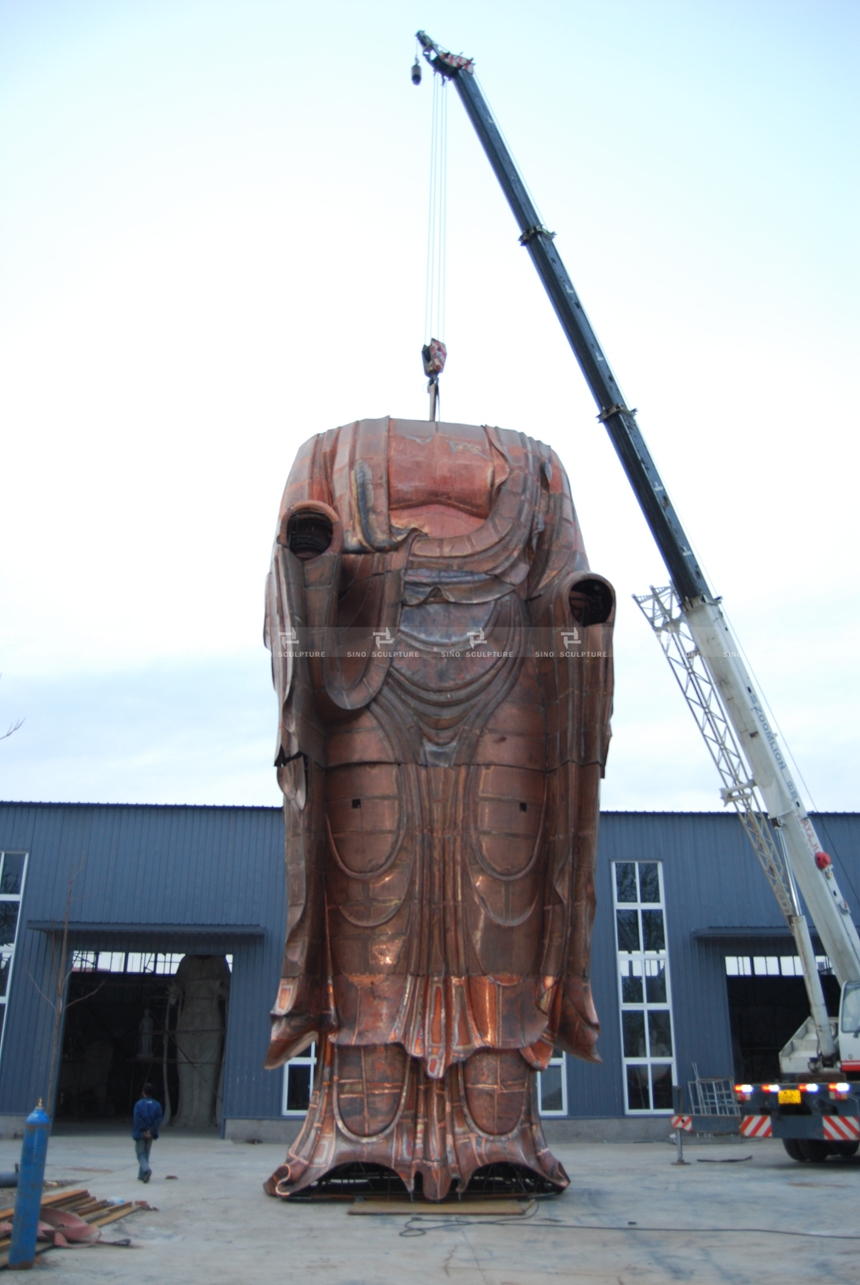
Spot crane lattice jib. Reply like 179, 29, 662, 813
634, 587, 797, 923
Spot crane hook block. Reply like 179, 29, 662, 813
422, 338, 447, 379
411, 58, 422, 85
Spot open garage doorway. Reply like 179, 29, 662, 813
57, 952, 231, 1129
725, 953, 840, 1082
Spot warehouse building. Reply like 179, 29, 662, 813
0, 803, 856, 1141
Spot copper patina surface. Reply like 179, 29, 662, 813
262, 417, 614, 1199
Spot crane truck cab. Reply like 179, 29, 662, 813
780, 982, 860, 1080
839, 981, 860, 1075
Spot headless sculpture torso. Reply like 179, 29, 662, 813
264, 416, 614, 1200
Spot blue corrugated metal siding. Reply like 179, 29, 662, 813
566, 812, 860, 1117
2, 804, 858, 1122
0, 804, 286, 1119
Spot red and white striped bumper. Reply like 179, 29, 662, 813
740, 1114, 773, 1138
822, 1115, 860, 1143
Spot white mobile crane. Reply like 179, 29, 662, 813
415, 31, 860, 1161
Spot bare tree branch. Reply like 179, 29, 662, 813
32, 856, 89, 1115
0, 676, 23, 740
64, 981, 107, 1010
25, 967, 57, 1010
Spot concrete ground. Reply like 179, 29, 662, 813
2, 1128, 858, 1284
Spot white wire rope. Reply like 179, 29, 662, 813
424, 74, 447, 346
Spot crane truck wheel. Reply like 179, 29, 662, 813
797, 1140, 830, 1163
829, 1141, 859, 1159
782, 1139, 808, 1162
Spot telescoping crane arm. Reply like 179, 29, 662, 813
416, 31, 860, 1067
417, 32, 706, 605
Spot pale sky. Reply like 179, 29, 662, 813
1, 0, 857, 814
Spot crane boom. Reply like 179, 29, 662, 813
416, 32, 706, 605
416, 30, 860, 1067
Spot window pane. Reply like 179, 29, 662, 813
626, 1064, 650, 1111
0, 904, 19, 947
0, 956, 10, 997
841, 984, 860, 1034
0, 855, 25, 896
616, 910, 640, 953
638, 863, 660, 904
621, 966, 643, 1004
615, 863, 637, 902
648, 1010, 673, 1058
641, 909, 665, 952
286, 1064, 312, 1112
645, 961, 667, 1003
622, 1010, 647, 1058
651, 1064, 674, 1110
539, 1064, 563, 1113
615, 862, 674, 1118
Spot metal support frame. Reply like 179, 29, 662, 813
634, 586, 837, 1063
634, 586, 796, 921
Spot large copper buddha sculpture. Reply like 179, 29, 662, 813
262, 416, 614, 1200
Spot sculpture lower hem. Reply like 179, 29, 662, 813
263, 1036, 568, 1202
264, 973, 603, 1076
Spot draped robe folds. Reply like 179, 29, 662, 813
262, 417, 614, 1200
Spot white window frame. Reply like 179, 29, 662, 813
537, 1050, 568, 1116
70, 952, 230, 975
725, 954, 826, 979
281, 1042, 317, 1116
0, 851, 29, 1068
613, 860, 676, 1115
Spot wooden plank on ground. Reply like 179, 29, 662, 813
89, 1203, 138, 1227
0, 1191, 147, 1268
0, 1187, 88, 1222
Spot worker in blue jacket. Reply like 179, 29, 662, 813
132, 1083, 164, 1183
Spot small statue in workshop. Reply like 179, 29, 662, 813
169, 955, 231, 1128
262, 416, 614, 1200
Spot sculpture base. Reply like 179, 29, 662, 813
264, 1036, 568, 1203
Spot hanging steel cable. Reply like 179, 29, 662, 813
424, 70, 447, 346
418, 61, 448, 419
